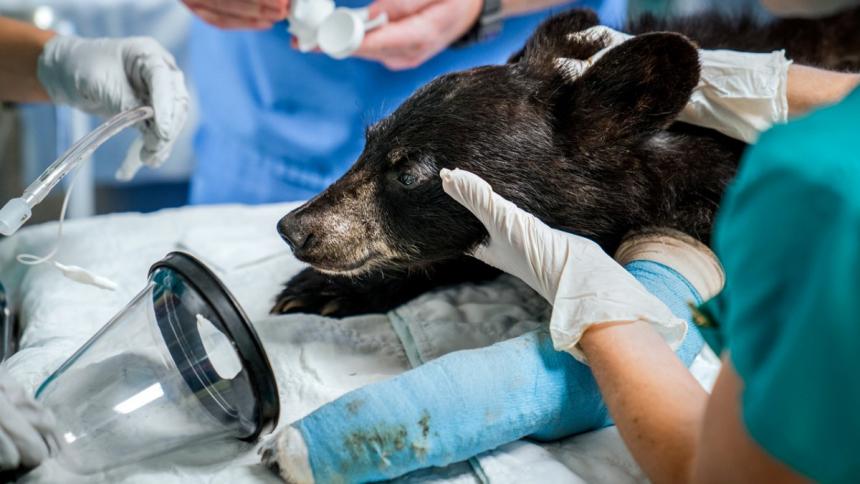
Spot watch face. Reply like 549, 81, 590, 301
477, 0, 503, 39
482, 0, 503, 18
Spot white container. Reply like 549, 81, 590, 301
317, 7, 389, 59
289, 0, 336, 51
289, 0, 387, 59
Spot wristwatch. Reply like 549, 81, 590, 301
453, 0, 503, 48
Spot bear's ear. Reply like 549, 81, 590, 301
508, 9, 601, 66
552, 32, 701, 147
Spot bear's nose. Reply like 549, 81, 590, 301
277, 214, 314, 253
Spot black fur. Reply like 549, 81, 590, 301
273, 6, 860, 317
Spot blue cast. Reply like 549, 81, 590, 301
292, 260, 705, 483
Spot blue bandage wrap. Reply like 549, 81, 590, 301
625, 259, 706, 364
294, 260, 705, 483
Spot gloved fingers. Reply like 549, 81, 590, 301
39, 36, 142, 117
567, 25, 632, 49
548, 258, 689, 362
124, 39, 190, 167
0, 428, 22, 470
555, 58, 590, 81
76, 39, 143, 117
117, 138, 145, 181
9, 394, 61, 456
141, 142, 172, 169
145, 67, 188, 166
566, 26, 633, 67
440, 168, 494, 231
0, 373, 25, 398
440, 168, 548, 245
0, 395, 50, 469
677, 49, 791, 143
0, 374, 61, 458
139, 122, 181, 169
440, 168, 562, 294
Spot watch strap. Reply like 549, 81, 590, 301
453, 0, 503, 48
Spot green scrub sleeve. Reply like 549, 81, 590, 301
708, 89, 860, 483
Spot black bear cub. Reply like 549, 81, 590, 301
273, 7, 860, 317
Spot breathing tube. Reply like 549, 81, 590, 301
0, 107, 154, 290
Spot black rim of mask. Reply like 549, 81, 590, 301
148, 251, 279, 441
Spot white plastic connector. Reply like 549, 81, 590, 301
0, 198, 33, 236
289, 0, 336, 52
52, 261, 118, 291
317, 8, 388, 59
288, 0, 387, 58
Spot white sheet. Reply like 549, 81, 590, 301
0, 203, 720, 483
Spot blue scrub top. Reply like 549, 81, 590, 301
188, 1, 625, 204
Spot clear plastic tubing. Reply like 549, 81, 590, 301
0, 106, 154, 236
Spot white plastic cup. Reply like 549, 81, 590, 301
317, 7, 388, 59
289, 0, 336, 51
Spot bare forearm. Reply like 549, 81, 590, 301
579, 321, 708, 484
501, 0, 574, 17
788, 65, 859, 117
0, 17, 54, 102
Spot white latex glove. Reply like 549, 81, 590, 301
0, 372, 60, 471
441, 168, 686, 361
37, 35, 190, 167
558, 26, 792, 143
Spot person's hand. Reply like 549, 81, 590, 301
353, 0, 483, 70
37, 36, 190, 168
559, 25, 791, 143
0, 372, 60, 471
441, 168, 687, 361
182, 0, 289, 30
555, 25, 632, 80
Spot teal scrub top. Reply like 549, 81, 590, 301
698, 87, 860, 483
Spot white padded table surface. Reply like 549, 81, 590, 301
0, 203, 719, 483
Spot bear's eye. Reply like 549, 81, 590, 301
398, 173, 416, 187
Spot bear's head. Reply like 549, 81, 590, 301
276, 10, 701, 276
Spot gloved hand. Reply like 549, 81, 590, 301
37, 35, 190, 168
559, 26, 792, 143
0, 372, 60, 472
260, 232, 715, 484
441, 168, 687, 361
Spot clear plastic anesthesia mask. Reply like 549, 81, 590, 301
289, 0, 388, 59
34, 252, 280, 475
